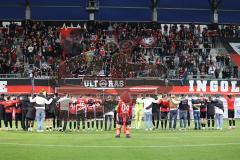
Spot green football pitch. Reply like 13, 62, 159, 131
0, 122, 240, 160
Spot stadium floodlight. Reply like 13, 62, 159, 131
86, 0, 99, 21
86, 0, 99, 10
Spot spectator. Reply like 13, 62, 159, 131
208, 64, 216, 76
214, 68, 220, 78
233, 66, 238, 78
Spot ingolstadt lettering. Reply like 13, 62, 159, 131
189, 80, 240, 93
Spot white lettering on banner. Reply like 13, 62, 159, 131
94, 80, 98, 87
0, 81, 7, 92
108, 80, 114, 88
189, 80, 194, 92
231, 81, 239, 92
210, 81, 218, 92
83, 79, 125, 88
119, 80, 124, 87
220, 81, 228, 92
189, 80, 240, 93
196, 80, 207, 92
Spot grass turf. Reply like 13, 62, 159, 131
0, 122, 240, 160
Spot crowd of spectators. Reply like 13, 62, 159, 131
0, 22, 24, 76
61, 22, 213, 78
0, 21, 239, 79
219, 25, 240, 38
0, 21, 62, 77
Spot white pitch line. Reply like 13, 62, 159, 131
0, 142, 239, 148
1, 135, 239, 140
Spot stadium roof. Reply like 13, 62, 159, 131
0, 0, 240, 24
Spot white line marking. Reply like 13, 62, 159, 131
0, 142, 239, 148
0, 135, 240, 141
0, 135, 240, 140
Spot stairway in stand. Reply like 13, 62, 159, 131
220, 37, 240, 68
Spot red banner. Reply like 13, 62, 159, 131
6, 86, 53, 94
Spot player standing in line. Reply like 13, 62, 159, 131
187, 100, 191, 128
54, 94, 61, 131
104, 95, 115, 131
0, 96, 20, 131
159, 94, 170, 130
179, 95, 189, 130
20, 95, 29, 131
225, 94, 236, 129
26, 98, 36, 132
76, 96, 87, 131
45, 95, 56, 132
15, 98, 22, 130
143, 94, 155, 131
51, 93, 60, 131
116, 92, 132, 138
207, 96, 216, 129
199, 94, 207, 130
86, 97, 95, 130
215, 96, 224, 130
134, 94, 144, 129
192, 95, 201, 130
57, 94, 73, 132
0, 94, 6, 130
95, 96, 104, 131
130, 97, 135, 129
169, 94, 180, 130
69, 96, 77, 131
4, 97, 14, 130
113, 96, 119, 129
152, 95, 160, 130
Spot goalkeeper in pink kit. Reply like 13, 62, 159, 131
116, 92, 132, 138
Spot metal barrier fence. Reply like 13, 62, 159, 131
0, 74, 22, 78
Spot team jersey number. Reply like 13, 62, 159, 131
121, 104, 129, 112
77, 102, 85, 110
79, 102, 85, 107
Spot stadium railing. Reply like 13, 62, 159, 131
187, 74, 214, 79
0, 74, 22, 78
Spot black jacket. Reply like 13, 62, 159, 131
192, 99, 200, 110
20, 96, 35, 120
104, 100, 116, 113
207, 100, 217, 115
21, 96, 32, 109
179, 99, 189, 111
152, 102, 160, 113
46, 96, 60, 115
26, 106, 36, 120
